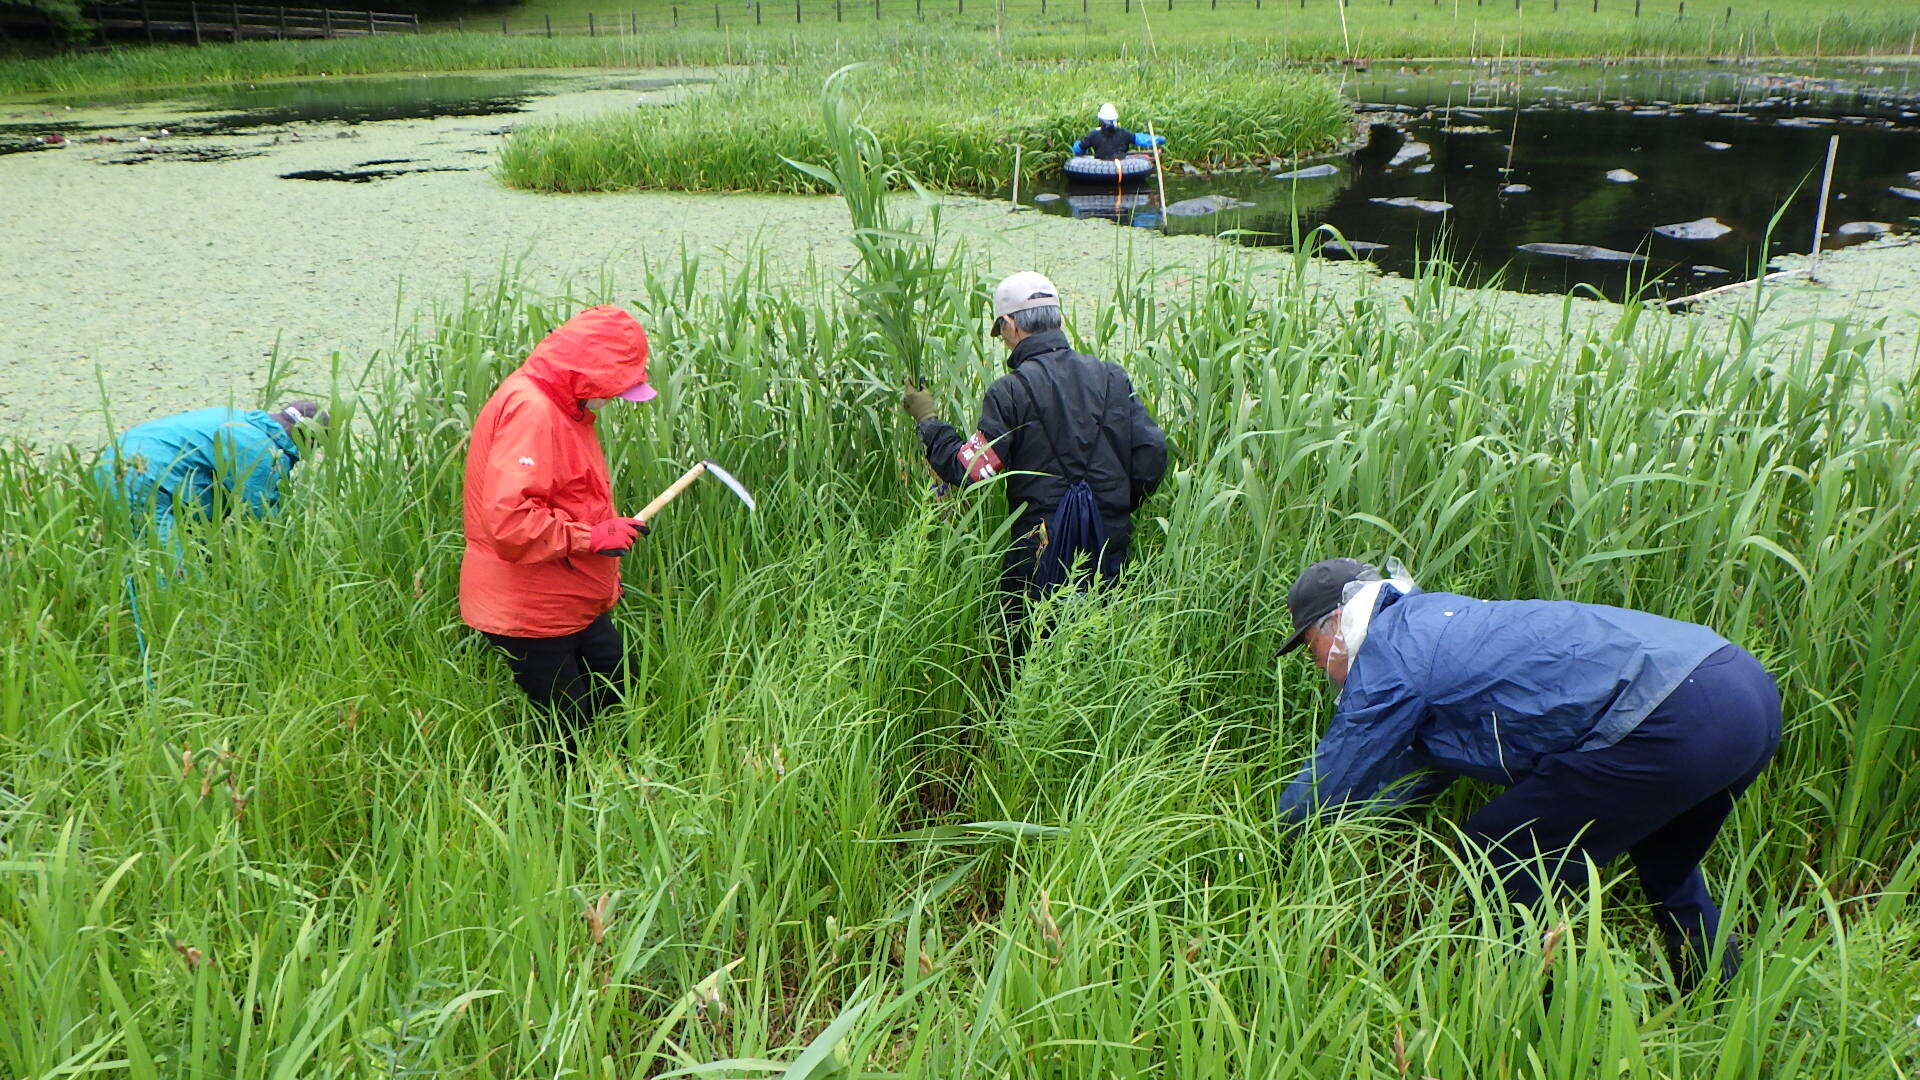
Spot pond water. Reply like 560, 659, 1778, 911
0, 70, 698, 153
2, 60, 1915, 304
1031, 59, 1920, 299
4, 61, 1916, 448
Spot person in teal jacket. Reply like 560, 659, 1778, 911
95, 401, 328, 547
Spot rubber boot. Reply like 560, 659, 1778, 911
1665, 931, 1741, 994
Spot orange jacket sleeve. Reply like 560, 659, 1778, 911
471, 397, 595, 565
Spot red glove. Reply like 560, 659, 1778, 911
588, 517, 649, 556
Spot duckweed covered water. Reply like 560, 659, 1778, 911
4, 62, 1917, 448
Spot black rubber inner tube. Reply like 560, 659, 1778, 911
1062, 154, 1154, 184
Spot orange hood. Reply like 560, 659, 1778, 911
519, 306, 651, 417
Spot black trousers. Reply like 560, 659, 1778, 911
483, 614, 626, 756
1462, 644, 1781, 961
997, 532, 1131, 661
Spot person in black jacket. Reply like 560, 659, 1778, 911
902, 270, 1168, 654
1073, 103, 1138, 161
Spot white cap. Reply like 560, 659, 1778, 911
991, 271, 1060, 329
1097, 102, 1119, 123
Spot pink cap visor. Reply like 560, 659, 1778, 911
617, 381, 658, 403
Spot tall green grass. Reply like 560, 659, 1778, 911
497, 52, 1352, 193
2, 230, 1918, 1073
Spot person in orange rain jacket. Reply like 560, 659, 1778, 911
460, 305, 659, 757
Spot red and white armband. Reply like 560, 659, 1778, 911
956, 432, 1004, 483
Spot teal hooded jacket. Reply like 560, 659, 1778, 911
95, 408, 302, 544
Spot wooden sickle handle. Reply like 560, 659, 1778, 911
635, 462, 708, 524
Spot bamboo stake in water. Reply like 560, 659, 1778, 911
1808, 134, 1839, 283
1147, 119, 1168, 224
1660, 267, 1809, 308
1010, 144, 1022, 211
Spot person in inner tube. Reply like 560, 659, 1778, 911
1070, 102, 1166, 161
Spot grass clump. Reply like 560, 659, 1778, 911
497, 52, 1352, 194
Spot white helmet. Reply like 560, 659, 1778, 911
990, 271, 1060, 333
1097, 102, 1120, 123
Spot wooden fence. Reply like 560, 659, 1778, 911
86, 1, 419, 42
447, 0, 1828, 40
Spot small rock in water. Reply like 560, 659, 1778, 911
1605, 169, 1639, 183
1388, 141, 1432, 167
1163, 194, 1256, 217
1834, 221, 1890, 239
1271, 163, 1339, 180
1321, 239, 1389, 259
1180, 163, 1203, 177
1033, 192, 1061, 203
1691, 265, 1731, 275
1653, 217, 1732, 240
1890, 187, 1920, 201
1906, 170, 1920, 184
1369, 196, 1453, 213
1777, 116, 1835, 128
1501, 183, 1531, 194
1411, 164, 1434, 174
1517, 242, 1646, 263
1704, 141, 1733, 150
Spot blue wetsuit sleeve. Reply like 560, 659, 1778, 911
1279, 684, 1430, 826
1134, 132, 1166, 148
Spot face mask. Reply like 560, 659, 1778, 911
1334, 559, 1417, 660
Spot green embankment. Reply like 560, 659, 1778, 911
4, 0, 1919, 97
495, 56, 1352, 194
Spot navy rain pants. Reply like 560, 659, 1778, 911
1462, 644, 1782, 947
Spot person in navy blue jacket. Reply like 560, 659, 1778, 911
1276, 557, 1781, 990
1070, 103, 1167, 160
96, 401, 328, 548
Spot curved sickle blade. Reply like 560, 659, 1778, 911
701, 460, 757, 512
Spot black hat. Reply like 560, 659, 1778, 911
1277, 557, 1378, 656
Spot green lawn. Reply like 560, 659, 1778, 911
480, 0, 1920, 60
2, 0, 1916, 96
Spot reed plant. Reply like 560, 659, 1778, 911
2, 226, 1918, 1074
496, 50, 1353, 194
